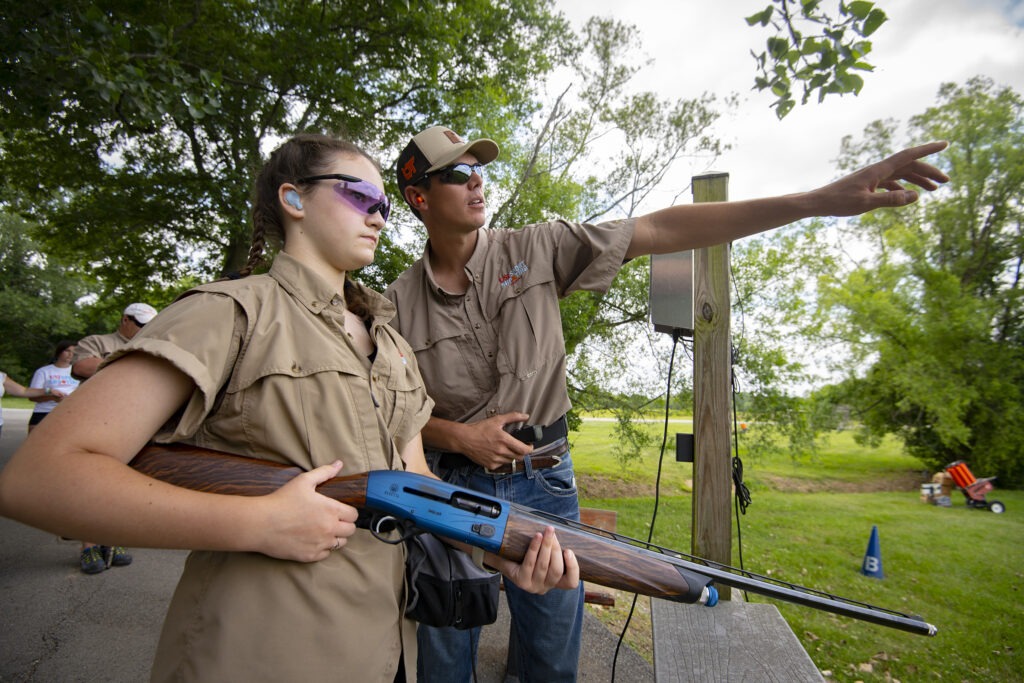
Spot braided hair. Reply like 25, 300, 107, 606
243, 133, 380, 319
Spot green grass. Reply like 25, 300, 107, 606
573, 418, 1023, 682
1, 398, 36, 410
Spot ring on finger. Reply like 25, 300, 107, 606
332, 538, 342, 551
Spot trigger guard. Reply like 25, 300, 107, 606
368, 514, 417, 544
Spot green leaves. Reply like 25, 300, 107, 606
746, 0, 886, 118
817, 78, 1024, 485
0, 0, 574, 292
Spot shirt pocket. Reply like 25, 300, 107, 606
375, 343, 434, 453
405, 323, 479, 421
226, 352, 385, 471
489, 275, 564, 381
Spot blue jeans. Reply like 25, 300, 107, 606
417, 452, 585, 683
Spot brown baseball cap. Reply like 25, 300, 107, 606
395, 126, 500, 198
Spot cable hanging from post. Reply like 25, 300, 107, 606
730, 344, 752, 601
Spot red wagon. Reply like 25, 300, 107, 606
944, 461, 1005, 514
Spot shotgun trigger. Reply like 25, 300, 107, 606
366, 514, 418, 544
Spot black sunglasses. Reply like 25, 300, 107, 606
298, 173, 391, 222
417, 163, 485, 186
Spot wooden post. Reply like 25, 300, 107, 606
691, 172, 732, 599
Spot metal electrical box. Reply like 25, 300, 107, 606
649, 249, 694, 336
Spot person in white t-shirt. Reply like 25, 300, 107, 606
0, 371, 59, 438
28, 341, 80, 432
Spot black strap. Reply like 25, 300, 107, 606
509, 415, 567, 447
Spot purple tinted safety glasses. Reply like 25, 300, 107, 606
298, 173, 391, 222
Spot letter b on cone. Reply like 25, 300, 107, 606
860, 525, 883, 579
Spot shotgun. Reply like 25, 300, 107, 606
129, 443, 937, 636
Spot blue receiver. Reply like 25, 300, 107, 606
364, 470, 509, 552
285, 190, 303, 210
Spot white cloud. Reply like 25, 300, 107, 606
554, 0, 1024, 203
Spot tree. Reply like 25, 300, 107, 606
729, 221, 844, 462
0, 0, 572, 297
815, 77, 1024, 485
0, 213, 95, 379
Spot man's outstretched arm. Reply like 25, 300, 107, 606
626, 141, 949, 259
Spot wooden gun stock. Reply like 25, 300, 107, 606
130, 442, 370, 507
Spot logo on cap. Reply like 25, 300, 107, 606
443, 130, 463, 145
401, 157, 418, 181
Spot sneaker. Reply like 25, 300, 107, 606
100, 546, 133, 567
80, 546, 105, 574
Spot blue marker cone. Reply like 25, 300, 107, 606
860, 525, 884, 579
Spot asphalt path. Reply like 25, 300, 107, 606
0, 409, 652, 682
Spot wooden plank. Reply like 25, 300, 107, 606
691, 172, 734, 599
582, 590, 616, 607
579, 507, 617, 533
651, 599, 823, 682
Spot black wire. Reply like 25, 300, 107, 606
611, 329, 681, 682
731, 358, 751, 601
731, 369, 752, 517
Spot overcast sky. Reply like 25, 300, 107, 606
553, 0, 1024, 206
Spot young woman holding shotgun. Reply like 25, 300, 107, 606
0, 133, 577, 682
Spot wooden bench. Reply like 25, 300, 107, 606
651, 598, 824, 681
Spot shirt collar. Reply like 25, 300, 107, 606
421, 229, 490, 301
269, 251, 395, 323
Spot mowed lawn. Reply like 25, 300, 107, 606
571, 417, 1023, 683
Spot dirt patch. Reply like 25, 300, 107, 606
578, 474, 664, 499
759, 470, 928, 493
578, 470, 928, 498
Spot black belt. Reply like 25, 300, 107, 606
434, 415, 569, 474
508, 415, 568, 447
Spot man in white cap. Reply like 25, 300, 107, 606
69, 301, 158, 573
72, 302, 159, 380
385, 125, 948, 681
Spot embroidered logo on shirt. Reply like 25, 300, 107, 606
498, 261, 529, 288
